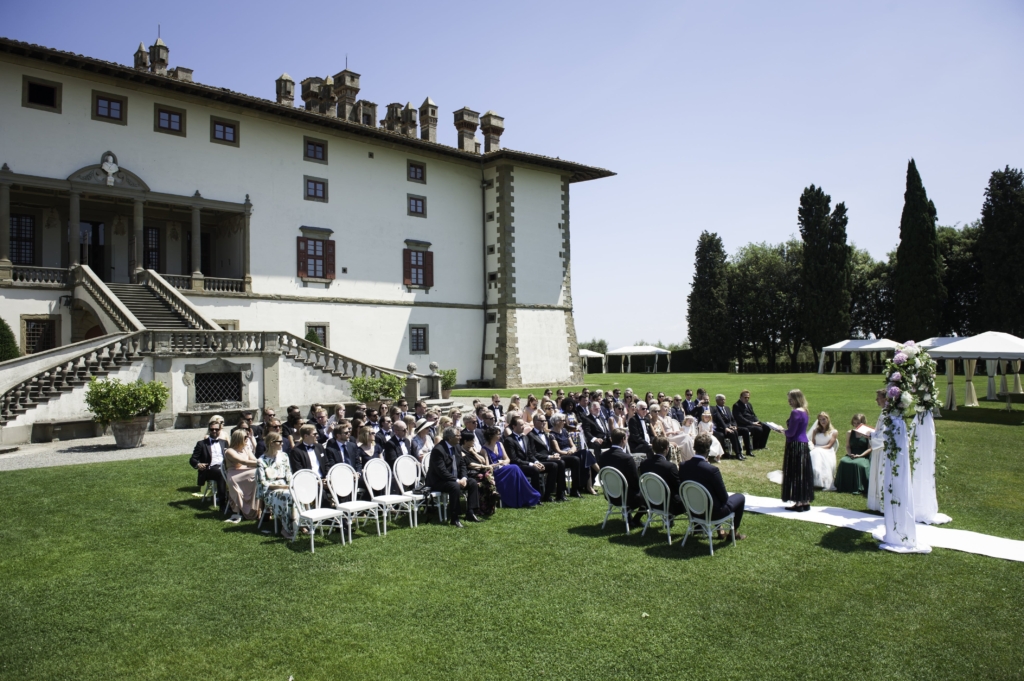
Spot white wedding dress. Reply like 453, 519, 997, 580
808, 430, 838, 490
866, 413, 886, 512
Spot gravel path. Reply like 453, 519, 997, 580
0, 427, 207, 472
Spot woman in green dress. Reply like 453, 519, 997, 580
256, 432, 297, 540
834, 414, 873, 495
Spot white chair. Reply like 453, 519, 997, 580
411, 454, 448, 522
362, 458, 414, 534
392, 455, 426, 527
639, 472, 674, 544
598, 466, 631, 532
326, 463, 381, 543
289, 469, 344, 553
678, 480, 735, 556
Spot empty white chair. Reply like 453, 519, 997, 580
362, 458, 414, 534
639, 472, 674, 544
598, 466, 631, 532
326, 463, 381, 543
679, 480, 735, 556
289, 469, 343, 553
392, 455, 426, 527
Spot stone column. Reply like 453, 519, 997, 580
242, 195, 252, 293
0, 180, 11, 281
69, 190, 81, 267
190, 204, 203, 291
132, 198, 144, 281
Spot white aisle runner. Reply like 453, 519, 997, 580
740, 494, 1024, 563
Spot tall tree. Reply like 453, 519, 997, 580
798, 185, 852, 363
937, 222, 981, 336
850, 248, 896, 340
893, 159, 946, 342
977, 166, 1024, 336
778, 238, 805, 370
578, 338, 608, 355
687, 231, 731, 371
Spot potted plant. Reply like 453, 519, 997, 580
349, 374, 406, 410
440, 368, 457, 399
85, 377, 169, 449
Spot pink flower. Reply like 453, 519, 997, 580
890, 371, 902, 382
893, 352, 908, 365
887, 386, 902, 400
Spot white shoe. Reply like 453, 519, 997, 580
226, 514, 242, 523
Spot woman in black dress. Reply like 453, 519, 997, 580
782, 388, 814, 511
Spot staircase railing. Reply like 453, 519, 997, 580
11, 265, 70, 287
150, 330, 266, 354
72, 265, 144, 332
139, 270, 220, 330
274, 332, 413, 380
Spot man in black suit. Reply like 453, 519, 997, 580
627, 401, 655, 456
425, 427, 481, 527
597, 428, 645, 519
678, 433, 746, 539
638, 437, 684, 515
526, 414, 577, 501
711, 394, 745, 460
288, 424, 333, 507
680, 390, 699, 418
582, 400, 612, 455
281, 405, 302, 449
375, 415, 394, 449
475, 410, 497, 446
324, 421, 362, 473
488, 394, 504, 423
383, 420, 413, 466
733, 390, 769, 454
190, 418, 227, 507
312, 408, 331, 444
503, 416, 551, 501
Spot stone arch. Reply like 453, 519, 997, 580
67, 151, 150, 191
70, 298, 110, 342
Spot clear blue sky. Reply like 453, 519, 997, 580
3, 0, 1022, 348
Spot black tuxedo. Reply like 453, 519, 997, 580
425, 441, 480, 522
375, 429, 393, 450
711, 404, 743, 456
733, 400, 770, 451
682, 399, 700, 417
627, 414, 655, 456
250, 423, 264, 440
325, 438, 363, 473
638, 453, 684, 514
582, 413, 612, 454
597, 446, 644, 511
289, 441, 332, 507
678, 455, 745, 530
313, 422, 331, 444
527, 430, 580, 498
488, 403, 504, 421
504, 432, 551, 498
189, 437, 227, 506
383, 436, 413, 467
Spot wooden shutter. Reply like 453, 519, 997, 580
402, 248, 412, 285
423, 250, 434, 288
324, 240, 336, 279
297, 237, 308, 278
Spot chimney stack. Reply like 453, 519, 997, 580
419, 98, 438, 142
355, 100, 377, 126
401, 103, 418, 137
453, 107, 480, 153
321, 76, 338, 117
382, 103, 403, 132
134, 42, 149, 71
480, 111, 504, 152
333, 69, 361, 121
148, 38, 169, 76
275, 73, 295, 106
300, 77, 323, 111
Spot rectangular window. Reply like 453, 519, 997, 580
296, 237, 336, 280
194, 372, 242, 404
486, 211, 495, 222
402, 248, 434, 289
407, 161, 426, 183
210, 117, 240, 147
303, 136, 327, 164
306, 324, 328, 346
90, 90, 128, 126
144, 226, 160, 271
159, 110, 180, 130
486, 312, 497, 323
407, 194, 426, 217
362, 113, 372, 125
487, 244, 496, 255
24, 319, 56, 354
10, 214, 35, 266
305, 178, 327, 201
409, 325, 428, 354
409, 250, 424, 285
154, 103, 186, 136
22, 75, 62, 114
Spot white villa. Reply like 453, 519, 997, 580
0, 36, 613, 443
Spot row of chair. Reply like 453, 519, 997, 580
597, 468, 736, 555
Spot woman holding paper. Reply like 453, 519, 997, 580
782, 389, 813, 511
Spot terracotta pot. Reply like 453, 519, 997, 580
110, 415, 150, 449
442, 389, 452, 399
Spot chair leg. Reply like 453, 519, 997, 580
731, 523, 736, 547
707, 528, 715, 556
641, 514, 651, 536
602, 504, 612, 529
623, 508, 630, 533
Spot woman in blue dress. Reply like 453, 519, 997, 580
481, 426, 540, 508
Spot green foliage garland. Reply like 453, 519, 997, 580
85, 378, 169, 427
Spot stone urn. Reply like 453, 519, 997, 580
110, 415, 150, 449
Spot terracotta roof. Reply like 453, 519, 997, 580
0, 36, 615, 183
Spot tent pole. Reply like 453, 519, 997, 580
818, 350, 826, 374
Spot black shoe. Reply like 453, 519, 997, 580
745, 450, 755, 457
569, 491, 582, 498
541, 497, 553, 504
631, 512, 645, 525
555, 495, 567, 502
736, 453, 746, 461
451, 520, 465, 528
465, 513, 482, 523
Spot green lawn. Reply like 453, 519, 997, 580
1, 374, 1022, 680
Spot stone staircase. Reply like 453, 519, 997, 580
104, 283, 194, 329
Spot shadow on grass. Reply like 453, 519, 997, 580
568, 522, 740, 560
818, 526, 879, 553
939, 408, 1023, 426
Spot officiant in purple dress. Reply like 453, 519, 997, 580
782, 389, 813, 511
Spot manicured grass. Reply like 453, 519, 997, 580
1, 374, 1022, 680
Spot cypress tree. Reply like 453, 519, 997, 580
798, 185, 851, 362
687, 231, 731, 371
893, 159, 946, 342
0, 317, 19, 362
977, 166, 1024, 335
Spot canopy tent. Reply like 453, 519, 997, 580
607, 345, 671, 374
928, 332, 1024, 411
818, 339, 899, 374
919, 337, 960, 350
578, 348, 606, 374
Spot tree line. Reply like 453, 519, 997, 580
686, 162, 1024, 372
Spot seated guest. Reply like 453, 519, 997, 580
733, 390, 770, 454
312, 408, 331, 444
554, 412, 594, 495
597, 428, 645, 521
190, 418, 227, 508
375, 416, 394, 449
448, 407, 463, 424
258, 408, 276, 439
808, 412, 839, 490
383, 420, 414, 466
627, 401, 655, 456
425, 427, 482, 527
697, 410, 725, 462
306, 403, 324, 424
209, 414, 230, 443
488, 393, 504, 422
289, 424, 329, 478
681, 390, 700, 417
281, 405, 302, 448
350, 417, 364, 441
412, 419, 434, 461
256, 418, 289, 457
609, 401, 627, 430
481, 425, 540, 508
711, 394, 744, 460
638, 436, 684, 515
670, 395, 687, 423
528, 413, 581, 500
508, 394, 521, 413
678, 433, 746, 540
326, 403, 345, 428
522, 395, 540, 424
835, 414, 873, 495
462, 414, 483, 452
503, 416, 554, 502
224, 428, 260, 522
648, 403, 667, 439
461, 431, 499, 516
356, 425, 384, 469
414, 400, 428, 421
256, 432, 296, 540
396, 398, 409, 420
475, 410, 497, 445
325, 421, 362, 474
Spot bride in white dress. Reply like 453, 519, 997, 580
807, 412, 838, 490
696, 411, 725, 462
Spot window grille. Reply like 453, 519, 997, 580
24, 319, 56, 354
194, 372, 242, 404
10, 214, 34, 265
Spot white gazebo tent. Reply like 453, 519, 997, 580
929, 332, 1024, 411
578, 348, 606, 374
607, 345, 671, 374
818, 339, 899, 374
